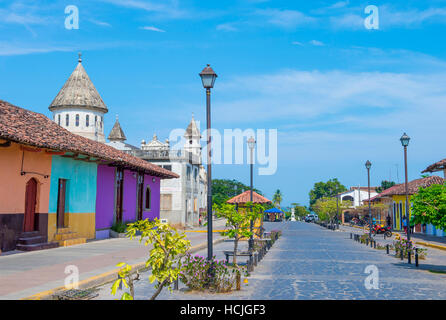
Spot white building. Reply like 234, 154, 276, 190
107, 115, 207, 228
49, 54, 108, 142
338, 186, 378, 207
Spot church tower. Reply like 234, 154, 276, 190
49, 53, 108, 142
184, 114, 202, 158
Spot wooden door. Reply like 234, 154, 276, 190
24, 178, 37, 232
116, 168, 124, 223
137, 173, 144, 220
57, 179, 67, 228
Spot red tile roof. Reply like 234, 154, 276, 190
226, 190, 272, 204
0, 100, 178, 179
368, 176, 444, 201
423, 159, 446, 173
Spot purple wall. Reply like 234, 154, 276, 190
143, 174, 160, 221
96, 165, 116, 229
95, 165, 161, 232
122, 170, 137, 222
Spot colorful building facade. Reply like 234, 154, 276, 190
0, 100, 178, 252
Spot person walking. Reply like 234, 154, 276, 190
403, 215, 408, 234
386, 215, 391, 228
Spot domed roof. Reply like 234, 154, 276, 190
49, 53, 108, 113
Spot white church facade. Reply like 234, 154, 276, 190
48, 54, 207, 228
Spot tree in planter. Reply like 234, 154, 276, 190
411, 183, 446, 231
213, 202, 263, 265
111, 218, 190, 300
313, 197, 351, 226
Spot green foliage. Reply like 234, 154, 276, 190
111, 221, 129, 233
411, 183, 446, 232
292, 203, 310, 218
309, 178, 347, 211
212, 179, 263, 206
272, 189, 283, 208
376, 180, 396, 193
213, 202, 264, 265
313, 197, 351, 222
111, 218, 191, 300
179, 254, 248, 293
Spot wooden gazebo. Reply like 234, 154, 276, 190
226, 191, 272, 238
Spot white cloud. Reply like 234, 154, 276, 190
216, 23, 238, 32
89, 19, 112, 27
309, 40, 324, 46
254, 8, 316, 28
140, 26, 166, 32
98, 0, 189, 19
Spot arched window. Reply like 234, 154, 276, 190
145, 186, 151, 210
86, 115, 89, 127
65, 114, 69, 126
75, 114, 79, 127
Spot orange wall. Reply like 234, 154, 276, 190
0, 142, 52, 214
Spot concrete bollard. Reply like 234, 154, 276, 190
401, 248, 404, 260
415, 248, 419, 267
386, 244, 389, 254
174, 278, 179, 290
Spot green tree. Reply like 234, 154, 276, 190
212, 179, 262, 206
376, 180, 396, 193
111, 219, 191, 300
313, 197, 351, 225
291, 203, 310, 218
273, 189, 283, 208
411, 183, 446, 231
309, 179, 347, 211
213, 202, 263, 265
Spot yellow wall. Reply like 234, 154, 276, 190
391, 195, 412, 230
48, 212, 95, 241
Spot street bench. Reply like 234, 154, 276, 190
223, 250, 253, 264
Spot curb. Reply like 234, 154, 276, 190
23, 237, 226, 300
415, 241, 446, 252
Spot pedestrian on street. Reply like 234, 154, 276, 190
386, 215, 391, 228
403, 215, 408, 234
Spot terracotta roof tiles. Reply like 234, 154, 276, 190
0, 100, 178, 179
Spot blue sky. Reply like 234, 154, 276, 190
2, 0, 446, 207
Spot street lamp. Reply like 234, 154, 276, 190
365, 160, 372, 239
247, 136, 256, 252
400, 132, 411, 262
199, 64, 217, 264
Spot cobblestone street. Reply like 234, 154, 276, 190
96, 221, 446, 300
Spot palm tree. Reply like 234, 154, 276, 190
273, 189, 283, 209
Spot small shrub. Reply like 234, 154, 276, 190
179, 254, 248, 293
111, 221, 129, 233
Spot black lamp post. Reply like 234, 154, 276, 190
199, 64, 217, 263
400, 133, 411, 242
365, 160, 372, 238
247, 136, 256, 252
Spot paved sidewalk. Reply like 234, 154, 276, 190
0, 220, 225, 300
339, 224, 446, 273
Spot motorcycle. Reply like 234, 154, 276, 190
371, 224, 392, 237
